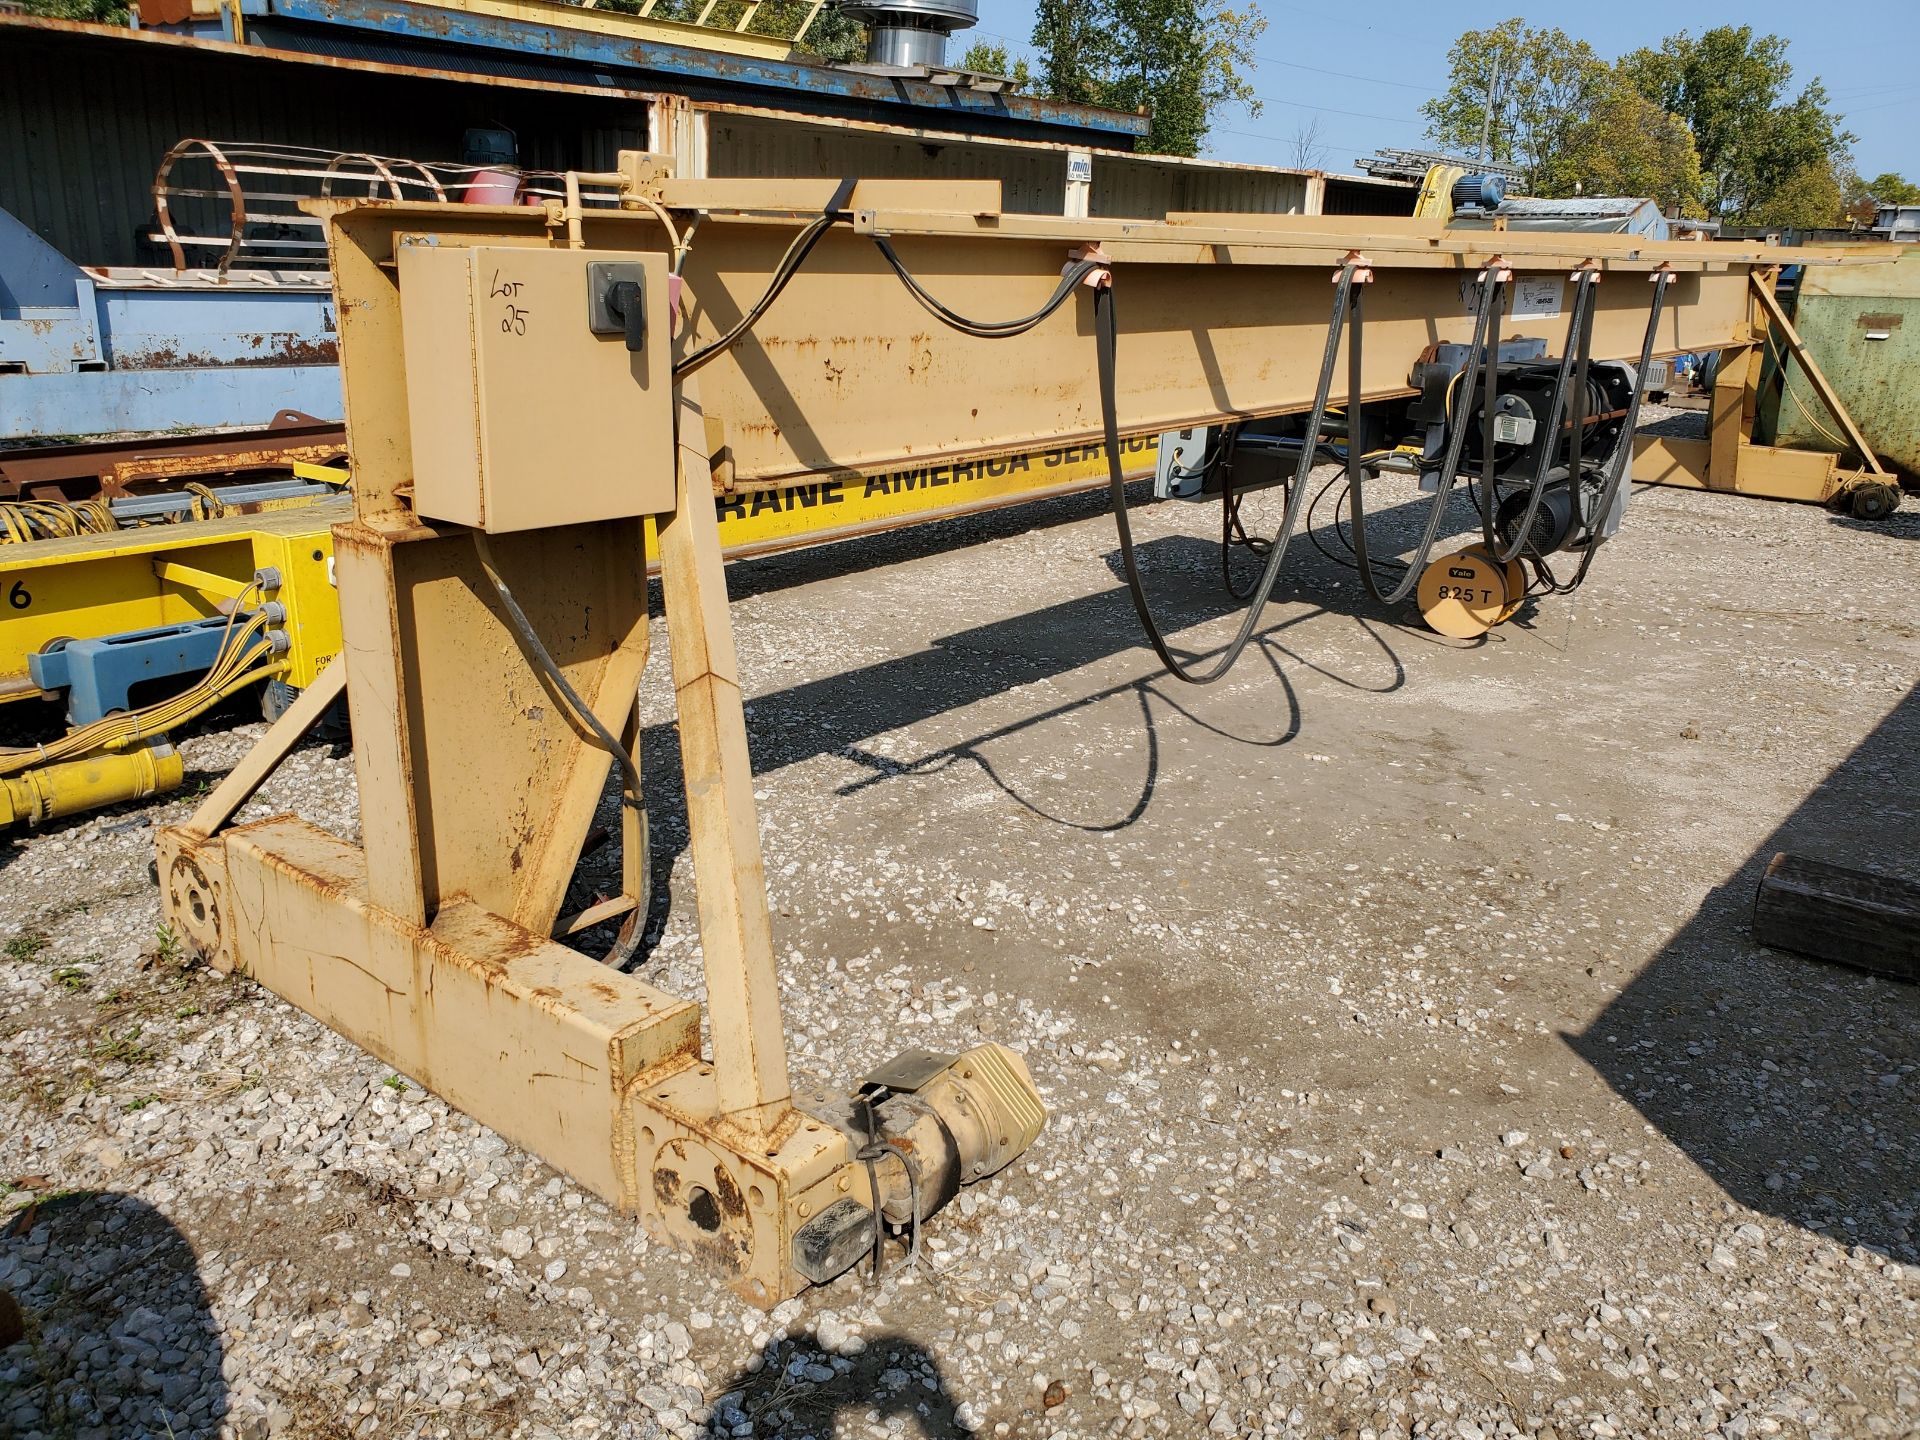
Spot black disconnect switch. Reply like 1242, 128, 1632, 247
586, 262, 648, 352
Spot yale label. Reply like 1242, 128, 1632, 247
1510, 276, 1564, 318
397, 242, 675, 533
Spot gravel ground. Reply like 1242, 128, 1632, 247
1, 467, 1916, 1440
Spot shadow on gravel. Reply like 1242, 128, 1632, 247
626, 497, 1455, 959
1827, 510, 1920, 542
0, 1190, 227, 1439
1569, 685, 1920, 1262
701, 1331, 972, 1438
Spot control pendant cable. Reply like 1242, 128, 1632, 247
1094, 266, 1364, 685
1342, 271, 1500, 606
673, 178, 861, 381
472, 532, 642, 814
1481, 269, 1599, 563
1542, 268, 1676, 595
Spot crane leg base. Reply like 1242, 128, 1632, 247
155, 817, 1042, 1305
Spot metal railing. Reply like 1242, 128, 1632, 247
151, 140, 624, 275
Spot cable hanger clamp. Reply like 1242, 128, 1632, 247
1068, 243, 1112, 288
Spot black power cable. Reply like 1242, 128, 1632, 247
1215, 427, 1276, 602
1095, 268, 1363, 685
1542, 270, 1677, 596
1344, 272, 1502, 605
674, 212, 842, 380
1221, 488, 1273, 600
473, 532, 642, 810
873, 235, 1107, 338
867, 242, 1366, 685
674, 179, 861, 381
1481, 269, 1600, 563
473, 531, 646, 963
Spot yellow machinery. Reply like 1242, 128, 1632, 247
0, 743, 184, 828
1631, 269, 1904, 516
0, 502, 346, 708
0, 501, 347, 825
149, 161, 1857, 1303
0, 447, 1147, 827
1412, 163, 1467, 220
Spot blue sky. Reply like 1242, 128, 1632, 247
968, 0, 1917, 180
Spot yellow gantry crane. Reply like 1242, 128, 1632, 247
150, 159, 1869, 1302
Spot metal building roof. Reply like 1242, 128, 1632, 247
174, 0, 1151, 146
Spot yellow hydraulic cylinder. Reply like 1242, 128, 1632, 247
0, 744, 184, 828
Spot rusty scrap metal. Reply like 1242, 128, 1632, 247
0, 411, 347, 501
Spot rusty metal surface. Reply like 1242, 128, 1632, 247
157, 813, 863, 1304
109, 333, 342, 371
257, 0, 1146, 143
0, 413, 347, 500
159, 817, 706, 1207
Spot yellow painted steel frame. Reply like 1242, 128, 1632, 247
0, 503, 347, 705
154, 175, 1857, 1304
1630, 269, 1892, 507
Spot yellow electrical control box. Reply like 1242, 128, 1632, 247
395, 241, 675, 532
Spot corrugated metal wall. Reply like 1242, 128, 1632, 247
0, 23, 1416, 265
0, 28, 649, 267
706, 114, 1070, 215
1322, 175, 1418, 217
707, 113, 1332, 220
1092, 157, 1311, 218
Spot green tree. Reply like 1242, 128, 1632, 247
1421, 19, 1606, 190
1865, 172, 1920, 205
958, 40, 1034, 88
1030, 0, 1265, 157
1618, 26, 1853, 222
1537, 76, 1703, 214
596, 0, 866, 62
1033, 0, 1102, 104
1746, 159, 1843, 230
17, 0, 130, 20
